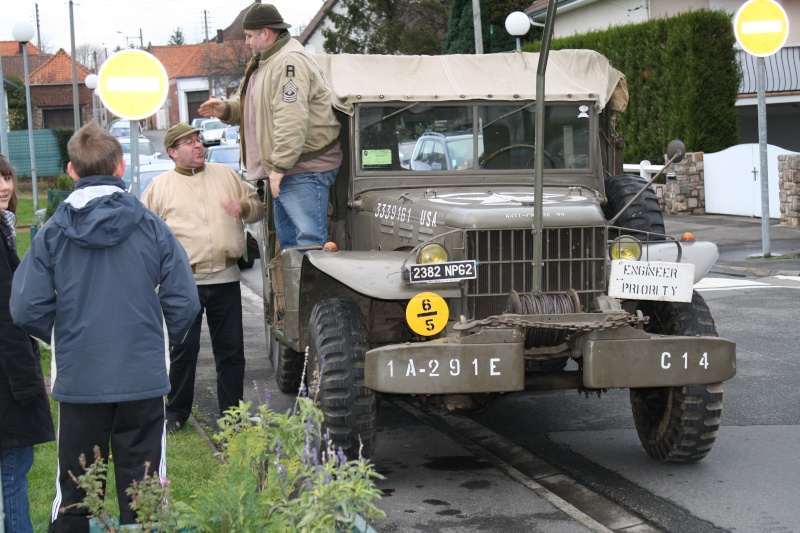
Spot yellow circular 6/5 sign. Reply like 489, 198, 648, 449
97, 50, 169, 120
406, 292, 449, 336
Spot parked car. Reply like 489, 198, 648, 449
108, 120, 143, 139
122, 161, 175, 196
220, 125, 240, 145
191, 117, 213, 130
410, 131, 484, 171
119, 137, 162, 165
199, 119, 226, 146
205, 145, 240, 173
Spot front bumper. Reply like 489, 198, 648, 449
364, 319, 736, 394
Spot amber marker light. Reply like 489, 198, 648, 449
681, 232, 696, 242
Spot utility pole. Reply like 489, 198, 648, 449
0, 55, 9, 157
139, 28, 144, 49
472, 0, 483, 54
36, 3, 42, 51
69, 0, 80, 130
204, 10, 213, 98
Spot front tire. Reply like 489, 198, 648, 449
629, 291, 724, 462
603, 173, 666, 238
307, 298, 377, 460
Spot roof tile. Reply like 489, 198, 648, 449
0, 41, 41, 56
29, 49, 91, 84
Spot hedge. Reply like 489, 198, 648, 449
530, 9, 740, 163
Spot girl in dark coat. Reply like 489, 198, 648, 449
0, 154, 55, 533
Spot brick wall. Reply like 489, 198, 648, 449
655, 152, 706, 215
778, 154, 800, 227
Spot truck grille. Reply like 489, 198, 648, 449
465, 227, 607, 317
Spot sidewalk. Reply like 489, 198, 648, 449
664, 213, 800, 277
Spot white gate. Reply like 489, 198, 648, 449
705, 143, 795, 218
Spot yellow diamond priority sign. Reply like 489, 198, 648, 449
97, 50, 169, 120
734, 0, 789, 57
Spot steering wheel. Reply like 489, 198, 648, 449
481, 144, 556, 169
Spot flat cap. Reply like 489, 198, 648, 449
164, 123, 199, 149
243, 3, 292, 30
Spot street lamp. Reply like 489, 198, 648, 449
85, 74, 98, 122
505, 11, 531, 52
12, 20, 38, 212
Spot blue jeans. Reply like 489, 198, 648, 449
273, 169, 338, 249
2, 446, 35, 533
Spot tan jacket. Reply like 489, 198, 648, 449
222, 34, 341, 174
141, 163, 264, 274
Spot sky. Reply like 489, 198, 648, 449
2, 0, 325, 61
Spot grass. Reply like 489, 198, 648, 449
13, 194, 45, 257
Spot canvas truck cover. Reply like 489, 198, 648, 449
313, 50, 628, 115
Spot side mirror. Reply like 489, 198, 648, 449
667, 140, 686, 163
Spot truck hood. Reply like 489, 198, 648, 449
359, 187, 606, 230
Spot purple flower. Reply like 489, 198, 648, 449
264, 389, 270, 406
159, 477, 170, 488
337, 448, 347, 466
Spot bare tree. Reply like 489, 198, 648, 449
208, 40, 252, 97
74, 43, 105, 70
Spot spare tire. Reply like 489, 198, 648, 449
603, 174, 666, 239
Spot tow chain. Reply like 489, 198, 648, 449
455, 312, 649, 340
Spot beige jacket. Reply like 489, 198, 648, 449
222, 34, 341, 174
141, 163, 264, 275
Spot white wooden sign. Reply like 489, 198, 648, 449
609, 260, 695, 303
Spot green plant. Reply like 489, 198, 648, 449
56, 174, 76, 191
66, 446, 176, 532
44, 194, 62, 223
69, 397, 385, 532
178, 398, 385, 532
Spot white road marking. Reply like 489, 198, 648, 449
695, 277, 773, 291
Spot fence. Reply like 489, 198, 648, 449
0, 129, 65, 179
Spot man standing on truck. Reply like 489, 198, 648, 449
141, 123, 264, 434
198, 2, 342, 250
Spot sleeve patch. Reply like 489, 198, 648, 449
286, 65, 295, 77
283, 80, 298, 103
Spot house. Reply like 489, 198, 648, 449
148, 40, 250, 129
0, 41, 94, 130
27, 49, 93, 129
526, 0, 800, 152
297, 0, 342, 53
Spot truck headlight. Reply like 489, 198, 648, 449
418, 243, 449, 264
610, 236, 642, 261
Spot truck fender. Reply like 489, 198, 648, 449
303, 250, 461, 300
641, 240, 719, 282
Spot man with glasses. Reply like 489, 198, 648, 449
141, 123, 264, 433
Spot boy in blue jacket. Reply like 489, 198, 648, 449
10, 121, 201, 533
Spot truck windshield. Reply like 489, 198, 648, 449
357, 103, 592, 173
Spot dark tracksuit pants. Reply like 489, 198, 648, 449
48, 397, 166, 533
165, 281, 245, 424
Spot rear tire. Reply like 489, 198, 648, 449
268, 325, 304, 394
307, 298, 377, 460
629, 291, 724, 462
603, 173, 666, 238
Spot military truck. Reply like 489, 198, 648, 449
244, 50, 736, 463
